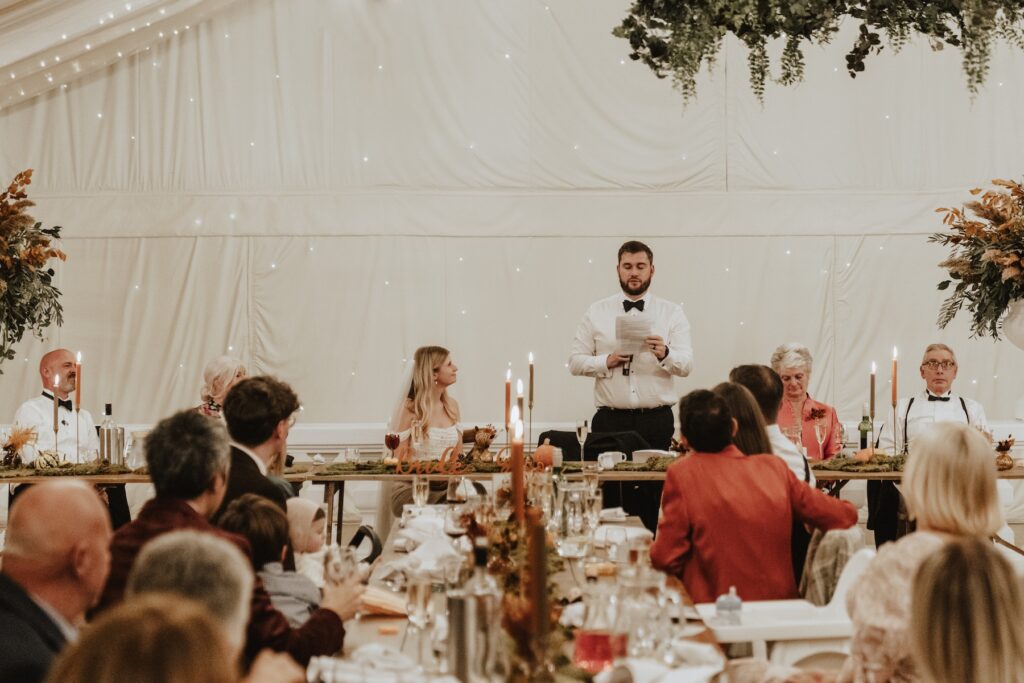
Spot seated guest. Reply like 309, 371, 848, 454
287, 498, 328, 586
650, 390, 856, 604
46, 594, 303, 683
770, 342, 842, 460
198, 355, 247, 419
125, 530, 254, 654
218, 375, 302, 518
712, 382, 772, 456
220, 495, 322, 628
97, 410, 362, 665
383, 345, 463, 521
870, 343, 989, 547
729, 364, 814, 486
840, 422, 1004, 683
0, 481, 112, 683
911, 538, 1024, 683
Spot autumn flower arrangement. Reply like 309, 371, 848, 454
932, 179, 1024, 338
0, 169, 67, 371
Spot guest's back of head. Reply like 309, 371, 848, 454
903, 422, 1003, 537
44, 593, 237, 683
126, 530, 253, 654
677, 390, 733, 453
201, 355, 247, 405
911, 537, 1024, 683
145, 409, 231, 499
728, 364, 784, 424
712, 382, 771, 456
223, 375, 300, 447
218, 493, 291, 570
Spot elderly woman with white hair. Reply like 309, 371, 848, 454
839, 422, 1006, 682
196, 356, 246, 419
770, 342, 842, 460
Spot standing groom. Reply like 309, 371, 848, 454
569, 240, 694, 530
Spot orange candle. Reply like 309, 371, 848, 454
526, 506, 549, 639
52, 373, 60, 433
74, 351, 82, 410
891, 347, 898, 406
511, 411, 524, 524
504, 369, 511, 433
528, 352, 535, 409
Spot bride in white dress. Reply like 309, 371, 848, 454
378, 346, 464, 532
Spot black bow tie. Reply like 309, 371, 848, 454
42, 392, 73, 411
623, 299, 645, 312
927, 394, 951, 402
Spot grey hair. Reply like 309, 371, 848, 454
126, 530, 253, 651
770, 342, 813, 375
201, 355, 246, 404
145, 410, 230, 499
922, 343, 957, 365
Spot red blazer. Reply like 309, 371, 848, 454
650, 445, 857, 604
97, 497, 342, 665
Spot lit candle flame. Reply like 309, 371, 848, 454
871, 362, 876, 374
53, 373, 60, 389
505, 368, 511, 381
516, 379, 523, 396
510, 405, 520, 425
528, 352, 534, 364
76, 351, 82, 363
893, 346, 898, 360
514, 419, 524, 440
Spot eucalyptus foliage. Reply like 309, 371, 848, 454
614, 0, 1024, 103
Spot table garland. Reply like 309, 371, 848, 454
811, 454, 906, 473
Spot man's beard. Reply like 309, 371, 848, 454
620, 276, 651, 297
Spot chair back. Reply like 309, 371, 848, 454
825, 547, 876, 616
347, 524, 383, 564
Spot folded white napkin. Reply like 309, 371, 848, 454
599, 507, 628, 521
559, 602, 585, 628
594, 659, 721, 683
395, 515, 446, 550
593, 524, 654, 545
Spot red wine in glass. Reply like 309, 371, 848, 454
384, 432, 401, 453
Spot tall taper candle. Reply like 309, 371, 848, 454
52, 374, 60, 433
75, 351, 82, 410
516, 379, 524, 424
526, 506, 549, 641
511, 409, 524, 524
891, 347, 898, 407
505, 369, 512, 434
870, 362, 876, 420
528, 352, 535, 409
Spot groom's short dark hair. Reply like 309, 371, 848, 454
617, 240, 653, 264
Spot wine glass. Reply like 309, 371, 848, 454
581, 462, 600, 496
412, 475, 430, 508
405, 575, 433, 670
444, 504, 470, 540
385, 432, 401, 459
446, 476, 468, 504
575, 419, 589, 459
584, 489, 602, 533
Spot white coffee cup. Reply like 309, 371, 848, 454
597, 451, 626, 470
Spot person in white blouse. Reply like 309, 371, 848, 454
870, 343, 989, 546
12, 348, 100, 463
568, 240, 693, 450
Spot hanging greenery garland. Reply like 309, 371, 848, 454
613, 0, 1024, 103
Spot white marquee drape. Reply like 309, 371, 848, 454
1, 0, 1022, 426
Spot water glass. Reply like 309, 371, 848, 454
323, 545, 359, 585
584, 490, 603, 532
406, 575, 434, 669
582, 462, 600, 495
412, 475, 430, 507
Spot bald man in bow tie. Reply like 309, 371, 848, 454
869, 343, 989, 546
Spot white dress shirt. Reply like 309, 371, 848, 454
569, 292, 693, 409
231, 440, 269, 476
767, 423, 815, 486
12, 394, 99, 463
29, 591, 78, 642
877, 390, 988, 454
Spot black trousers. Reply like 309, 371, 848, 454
867, 480, 901, 547
591, 405, 673, 534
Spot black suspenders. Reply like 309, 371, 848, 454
900, 396, 971, 452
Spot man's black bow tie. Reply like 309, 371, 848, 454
927, 394, 951, 402
42, 392, 74, 411
623, 299, 645, 312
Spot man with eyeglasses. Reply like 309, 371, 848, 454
869, 343, 988, 545
215, 375, 301, 520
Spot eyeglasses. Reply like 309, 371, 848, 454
922, 360, 956, 370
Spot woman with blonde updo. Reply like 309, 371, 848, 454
770, 342, 842, 460
197, 356, 247, 419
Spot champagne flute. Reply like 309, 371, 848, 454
405, 576, 433, 669
581, 462, 600, 496
412, 475, 430, 508
814, 420, 827, 461
575, 419, 589, 459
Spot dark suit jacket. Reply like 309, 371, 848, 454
216, 446, 288, 521
96, 497, 342, 665
0, 573, 68, 683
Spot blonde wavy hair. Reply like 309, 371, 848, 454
911, 537, 1024, 683
200, 356, 246, 405
407, 345, 457, 430
903, 422, 1003, 536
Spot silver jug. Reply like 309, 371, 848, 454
446, 589, 504, 682
99, 425, 125, 465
